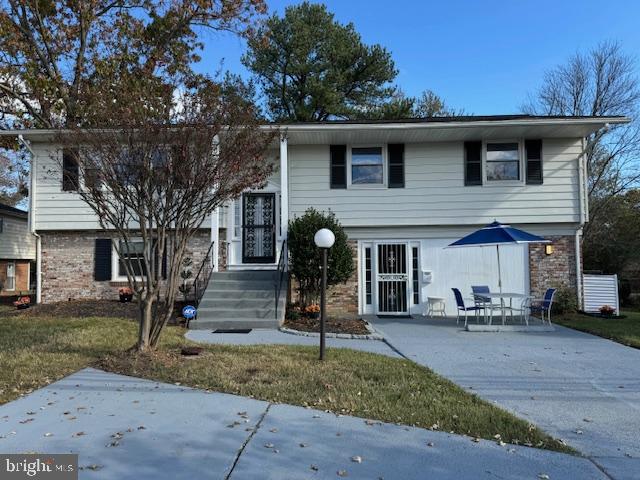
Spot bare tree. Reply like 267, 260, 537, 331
522, 41, 640, 232
57, 79, 277, 351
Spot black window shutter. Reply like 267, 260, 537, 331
161, 246, 167, 280
388, 143, 405, 188
464, 141, 482, 186
330, 145, 347, 189
525, 139, 543, 185
94, 239, 112, 281
62, 149, 79, 191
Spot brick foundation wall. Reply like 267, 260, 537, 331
289, 240, 359, 318
529, 235, 577, 300
326, 240, 359, 317
41, 230, 212, 303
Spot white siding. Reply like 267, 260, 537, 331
583, 274, 619, 314
0, 214, 36, 259
289, 138, 582, 227
418, 240, 528, 317
32, 143, 211, 231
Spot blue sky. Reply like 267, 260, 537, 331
195, 0, 640, 114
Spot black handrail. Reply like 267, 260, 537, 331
274, 239, 288, 319
193, 241, 216, 310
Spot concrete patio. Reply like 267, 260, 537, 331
0, 368, 608, 479
369, 315, 640, 480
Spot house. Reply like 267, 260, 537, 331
3, 115, 629, 326
0, 203, 36, 297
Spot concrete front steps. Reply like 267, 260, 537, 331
189, 270, 287, 330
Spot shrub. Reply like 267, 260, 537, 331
551, 286, 578, 315
288, 208, 354, 306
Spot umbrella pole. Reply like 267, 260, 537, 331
497, 244, 502, 293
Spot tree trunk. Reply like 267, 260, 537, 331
137, 296, 154, 351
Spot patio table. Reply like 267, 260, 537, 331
473, 292, 532, 325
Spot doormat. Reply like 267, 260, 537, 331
213, 329, 253, 334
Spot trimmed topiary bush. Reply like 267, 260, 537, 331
288, 208, 354, 306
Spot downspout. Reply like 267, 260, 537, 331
18, 135, 41, 304
575, 137, 587, 310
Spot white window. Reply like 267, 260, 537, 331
485, 142, 521, 181
351, 147, 384, 185
113, 240, 147, 279
233, 197, 242, 238
6, 262, 15, 291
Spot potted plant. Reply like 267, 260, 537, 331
119, 287, 133, 303
599, 305, 615, 317
305, 303, 320, 319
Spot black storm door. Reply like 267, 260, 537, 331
242, 193, 276, 263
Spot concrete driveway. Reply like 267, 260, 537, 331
0, 368, 606, 479
370, 316, 640, 480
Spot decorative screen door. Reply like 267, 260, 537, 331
242, 193, 276, 263
376, 243, 409, 314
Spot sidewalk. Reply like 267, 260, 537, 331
0, 368, 606, 479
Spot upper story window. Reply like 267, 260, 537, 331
62, 149, 80, 191
351, 147, 383, 185
486, 142, 520, 181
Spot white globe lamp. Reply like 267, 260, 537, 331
314, 228, 335, 249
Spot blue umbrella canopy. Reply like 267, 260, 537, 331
447, 221, 549, 292
448, 221, 550, 247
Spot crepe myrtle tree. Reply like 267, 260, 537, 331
288, 208, 354, 307
56, 78, 277, 351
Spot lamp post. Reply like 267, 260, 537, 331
314, 228, 335, 361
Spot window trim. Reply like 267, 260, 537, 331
111, 238, 147, 282
482, 139, 525, 186
5, 261, 16, 291
347, 145, 387, 188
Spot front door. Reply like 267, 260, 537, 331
376, 243, 409, 315
242, 193, 276, 263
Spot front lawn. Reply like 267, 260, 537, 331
555, 310, 640, 348
0, 314, 571, 453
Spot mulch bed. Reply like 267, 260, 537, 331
284, 316, 370, 335
13, 300, 139, 319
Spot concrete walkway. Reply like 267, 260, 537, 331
369, 316, 640, 480
185, 328, 399, 357
0, 369, 607, 479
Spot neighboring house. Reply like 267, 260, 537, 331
3, 115, 629, 324
0, 203, 36, 296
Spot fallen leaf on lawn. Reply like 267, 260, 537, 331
351, 456, 362, 463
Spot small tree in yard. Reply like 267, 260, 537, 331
288, 208, 354, 306
57, 78, 277, 351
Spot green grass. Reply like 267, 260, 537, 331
555, 310, 640, 349
0, 314, 572, 453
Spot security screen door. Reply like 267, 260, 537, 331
242, 193, 276, 263
376, 243, 409, 314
